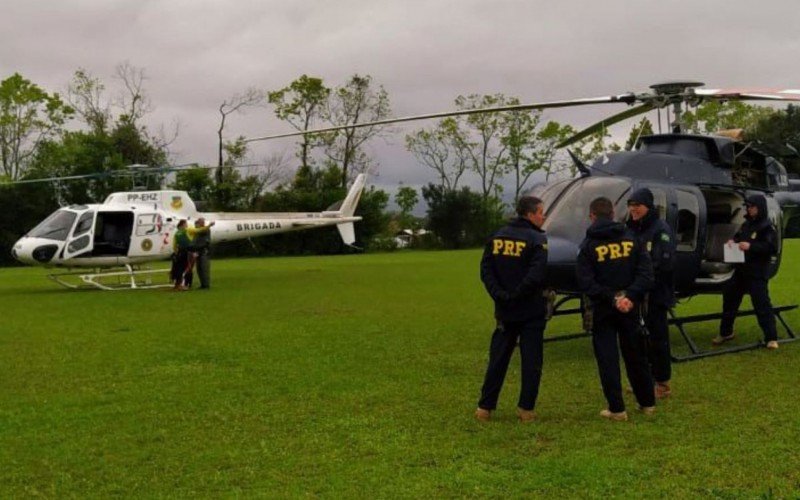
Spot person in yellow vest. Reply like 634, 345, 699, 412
170, 219, 213, 290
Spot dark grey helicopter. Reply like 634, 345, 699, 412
247, 81, 800, 299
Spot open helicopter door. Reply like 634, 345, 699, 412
129, 212, 165, 257
670, 186, 705, 292
62, 210, 96, 259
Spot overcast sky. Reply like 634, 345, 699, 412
2, 0, 799, 196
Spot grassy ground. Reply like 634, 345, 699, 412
1, 244, 799, 498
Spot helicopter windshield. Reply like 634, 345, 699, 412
529, 178, 574, 215
542, 176, 632, 243
27, 209, 77, 241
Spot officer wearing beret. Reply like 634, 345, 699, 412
577, 196, 655, 421
714, 194, 780, 349
475, 196, 548, 423
626, 188, 676, 399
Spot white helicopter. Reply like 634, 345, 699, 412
11, 174, 367, 289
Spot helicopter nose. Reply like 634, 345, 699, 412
546, 236, 580, 292
12, 237, 59, 265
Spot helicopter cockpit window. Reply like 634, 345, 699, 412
652, 189, 667, 219
73, 211, 95, 237
675, 190, 699, 251
28, 209, 77, 241
542, 177, 632, 243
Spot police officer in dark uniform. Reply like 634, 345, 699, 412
476, 196, 548, 423
714, 194, 779, 349
577, 197, 655, 421
626, 188, 676, 399
193, 218, 213, 289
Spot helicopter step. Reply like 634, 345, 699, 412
668, 305, 798, 362
48, 264, 172, 291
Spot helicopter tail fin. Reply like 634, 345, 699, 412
339, 174, 367, 217
336, 222, 357, 246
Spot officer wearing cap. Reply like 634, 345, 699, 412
577, 196, 655, 421
626, 188, 676, 399
475, 196, 548, 423
713, 194, 780, 349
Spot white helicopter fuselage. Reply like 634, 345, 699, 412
12, 175, 365, 269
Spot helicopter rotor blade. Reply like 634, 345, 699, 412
556, 102, 654, 149
243, 94, 638, 143
695, 88, 800, 102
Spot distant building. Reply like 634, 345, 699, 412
394, 229, 430, 248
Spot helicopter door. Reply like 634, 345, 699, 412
129, 213, 164, 257
672, 187, 704, 291
64, 210, 95, 259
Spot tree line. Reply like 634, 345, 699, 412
2, 66, 800, 265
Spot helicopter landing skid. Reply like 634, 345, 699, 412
544, 295, 798, 362
669, 305, 798, 362
47, 265, 172, 290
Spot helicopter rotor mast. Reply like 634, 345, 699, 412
648, 80, 705, 133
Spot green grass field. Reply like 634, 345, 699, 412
2, 244, 799, 498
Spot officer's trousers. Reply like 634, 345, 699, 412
719, 271, 777, 342
478, 318, 545, 412
592, 307, 655, 413
646, 303, 671, 383
196, 249, 211, 288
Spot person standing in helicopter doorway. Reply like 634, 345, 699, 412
626, 188, 676, 399
713, 194, 780, 350
475, 196, 549, 423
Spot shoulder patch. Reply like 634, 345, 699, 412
660, 232, 670, 242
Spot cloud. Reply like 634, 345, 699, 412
2, 0, 798, 193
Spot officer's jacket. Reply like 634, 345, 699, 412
734, 195, 777, 279
480, 217, 548, 322
626, 211, 676, 307
577, 218, 654, 308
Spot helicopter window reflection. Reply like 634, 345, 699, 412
529, 179, 575, 216
675, 190, 699, 251
542, 177, 632, 243
73, 211, 95, 237
28, 210, 77, 241
67, 234, 91, 254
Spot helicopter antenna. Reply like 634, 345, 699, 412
567, 149, 591, 177
632, 118, 646, 149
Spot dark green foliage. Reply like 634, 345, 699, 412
0, 183, 58, 265
173, 167, 215, 204
749, 104, 800, 175
422, 183, 505, 249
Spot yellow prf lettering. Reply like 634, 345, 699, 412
596, 241, 635, 262
622, 241, 634, 256
514, 241, 526, 256
504, 240, 515, 256
492, 239, 504, 254
595, 245, 609, 262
